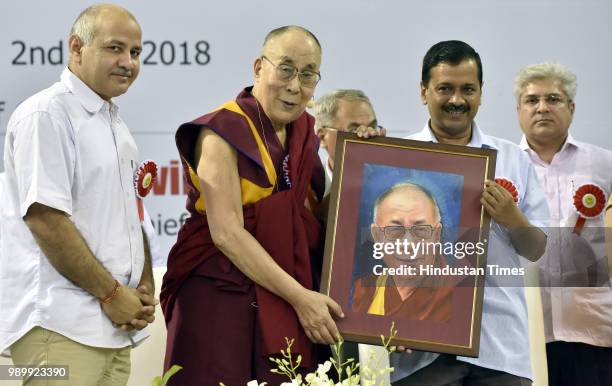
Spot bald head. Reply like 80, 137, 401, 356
251, 25, 321, 132
370, 182, 443, 269
70, 3, 140, 46
373, 183, 441, 225
67, 3, 142, 101
261, 25, 321, 55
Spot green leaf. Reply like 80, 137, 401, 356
161, 365, 183, 385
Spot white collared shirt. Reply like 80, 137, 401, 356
390, 122, 549, 382
0, 173, 4, 266
0, 68, 147, 355
142, 206, 165, 267
520, 133, 612, 347
323, 158, 333, 197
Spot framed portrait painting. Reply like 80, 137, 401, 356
320, 133, 497, 357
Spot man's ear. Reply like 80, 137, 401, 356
434, 223, 443, 241
68, 35, 84, 64
371, 223, 382, 242
253, 57, 263, 80
420, 82, 427, 105
317, 128, 327, 149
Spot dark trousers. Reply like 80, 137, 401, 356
392, 354, 531, 386
547, 341, 612, 386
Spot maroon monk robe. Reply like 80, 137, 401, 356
161, 88, 326, 385
351, 253, 454, 322
351, 274, 454, 322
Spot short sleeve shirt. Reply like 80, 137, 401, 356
0, 68, 147, 354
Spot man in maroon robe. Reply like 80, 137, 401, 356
160, 26, 344, 385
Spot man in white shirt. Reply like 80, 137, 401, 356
313, 89, 380, 194
0, 172, 4, 262
0, 4, 155, 385
514, 62, 612, 386
391, 40, 548, 386
142, 206, 165, 268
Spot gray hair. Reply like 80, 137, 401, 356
69, 4, 138, 45
513, 62, 577, 101
372, 182, 442, 224
313, 89, 374, 130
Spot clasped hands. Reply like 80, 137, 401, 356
101, 283, 158, 332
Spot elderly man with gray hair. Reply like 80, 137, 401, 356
515, 62, 612, 386
313, 89, 384, 194
1, 4, 155, 385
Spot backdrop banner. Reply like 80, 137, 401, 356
2, 0, 611, 262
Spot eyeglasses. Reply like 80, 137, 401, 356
261, 55, 321, 88
376, 224, 436, 240
521, 94, 570, 107
326, 124, 382, 134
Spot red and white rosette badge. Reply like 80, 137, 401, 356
495, 177, 519, 205
133, 160, 158, 221
572, 183, 606, 235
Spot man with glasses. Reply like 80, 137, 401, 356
390, 40, 549, 386
515, 62, 612, 386
161, 26, 381, 386
313, 89, 382, 194
351, 182, 453, 321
